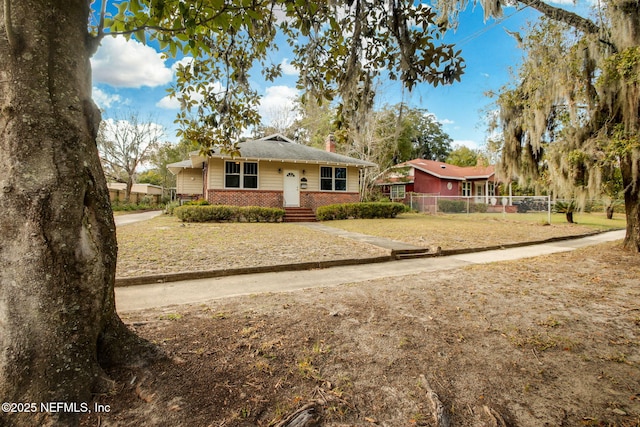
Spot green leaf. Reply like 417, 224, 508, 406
134, 28, 146, 45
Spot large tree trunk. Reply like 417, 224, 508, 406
609, 0, 640, 252
125, 177, 134, 203
0, 2, 154, 426
621, 155, 640, 251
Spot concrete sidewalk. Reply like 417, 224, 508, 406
115, 229, 625, 312
300, 222, 426, 252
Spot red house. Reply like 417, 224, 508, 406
379, 159, 498, 203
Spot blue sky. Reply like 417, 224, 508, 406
90, 1, 596, 152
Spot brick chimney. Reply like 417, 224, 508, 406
325, 134, 336, 153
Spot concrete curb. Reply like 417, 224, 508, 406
115, 256, 393, 287
115, 228, 623, 287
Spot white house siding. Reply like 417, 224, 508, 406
257, 162, 282, 190
208, 158, 224, 189
206, 159, 361, 195
347, 166, 360, 192
177, 168, 203, 195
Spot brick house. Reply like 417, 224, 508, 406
168, 134, 375, 211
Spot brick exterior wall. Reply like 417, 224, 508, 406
301, 191, 360, 211
206, 189, 359, 211
207, 190, 283, 208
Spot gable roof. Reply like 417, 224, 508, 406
167, 134, 375, 173
402, 159, 495, 181
215, 134, 376, 167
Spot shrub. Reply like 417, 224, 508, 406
437, 199, 467, 213
175, 205, 235, 222
111, 201, 155, 212
139, 195, 156, 206
174, 205, 284, 222
471, 202, 488, 213
239, 206, 285, 222
316, 202, 407, 221
165, 201, 180, 215
184, 198, 210, 206
553, 200, 576, 223
516, 198, 548, 213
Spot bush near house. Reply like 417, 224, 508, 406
184, 198, 210, 206
174, 205, 285, 223
316, 202, 408, 220
165, 201, 180, 215
438, 199, 467, 213
471, 203, 488, 213
111, 200, 157, 212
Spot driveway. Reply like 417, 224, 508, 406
115, 229, 625, 312
114, 210, 163, 226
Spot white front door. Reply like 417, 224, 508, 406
475, 182, 485, 203
283, 170, 300, 207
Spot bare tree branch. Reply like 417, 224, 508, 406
517, 0, 600, 34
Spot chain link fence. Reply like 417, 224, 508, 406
407, 194, 623, 218
408, 193, 551, 217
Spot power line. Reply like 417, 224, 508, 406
454, 6, 530, 47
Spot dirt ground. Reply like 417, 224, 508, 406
81, 241, 639, 427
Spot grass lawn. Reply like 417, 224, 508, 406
115, 215, 389, 278
115, 212, 626, 278
322, 211, 626, 249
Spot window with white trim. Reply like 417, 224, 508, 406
320, 166, 347, 191
488, 182, 495, 196
225, 161, 258, 189
390, 184, 406, 200
462, 181, 471, 197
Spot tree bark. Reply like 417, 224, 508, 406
621, 155, 640, 251
607, 0, 640, 252
606, 204, 614, 220
517, 0, 640, 251
566, 211, 574, 224
516, 0, 600, 35
0, 2, 154, 426
125, 177, 133, 203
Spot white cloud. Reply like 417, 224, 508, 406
280, 58, 299, 76
453, 140, 480, 150
424, 113, 454, 126
155, 94, 181, 110
92, 87, 123, 109
259, 85, 299, 127
91, 36, 173, 88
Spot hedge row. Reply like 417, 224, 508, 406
174, 205, 285, 223
316, 202, 408, 220
437, 199, 467, 213
437, 200, 488, 213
